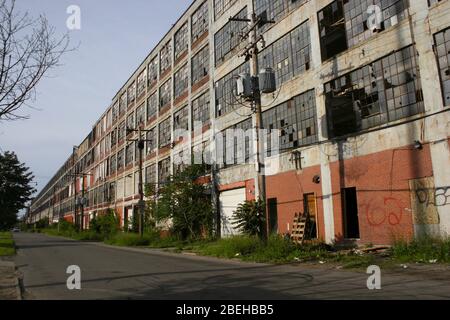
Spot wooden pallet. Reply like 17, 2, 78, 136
291, 213, 307, 245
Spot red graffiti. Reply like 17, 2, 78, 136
364, 197, 404, 227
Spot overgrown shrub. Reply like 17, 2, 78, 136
89, 209, 120, 240
106, 230, 160, 247
35, 217, 49, 229
154, 165, 213, 240
232, 199, 266, 238
391, 236, 450, 263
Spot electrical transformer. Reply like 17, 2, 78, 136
236, 73, 253, 99
259, 67, 276, 94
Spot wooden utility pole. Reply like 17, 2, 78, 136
127, 126, 153, 237
137, 127, 145, 237
229, 12, 274, 238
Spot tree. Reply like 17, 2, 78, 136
0, 151, 35, 230
153, 165, 213, 240
0, 0, 70, 121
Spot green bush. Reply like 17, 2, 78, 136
0, 232, 16, 256
196, 236, 262, 259
232, 199, 266, 238
35, 217, 49, 230
391, 236, 450, 263
89, 209, 120, 240
106, 230, 160, 247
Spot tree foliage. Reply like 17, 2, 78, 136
0, 0, 70, 121
153, 165, 213, 240
232, 199, 266, 238
0, 151, 35, 230
89, 209, 120, 239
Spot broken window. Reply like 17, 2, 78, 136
147, 92, 158, 120
174, 22, 189, 60
117, 148, 124, 170
428, 0, 445, 6
119, 92, 127, 114
193, 140, 212, 169
110, 154, 117, 174
145, 164, 156, 186
174, 64, 189, 99
112, 102, 119, 122
173, 148, 190, 174
126, 113, 135, 131
127, 82, 136, 104
214, 0, 238, 20
136, 103, 145, 126
146, 127, 157, 155
192, 1, 209, 43
215, 61, 250, 117
148, 56, 158, 85
344, 0, 408, 47
192, 45, 210, 85
110, 128, 117, 147
192, 91, 210, 128
214, 7, 248, 65
160, 41, 172, 74
173, 106, 189, 140
118, 121, 126, 141
158, 157, 171, 185
259, 21, 311, 86
137, 70, 147, 97
159, 117, 172, 147
220, 117, 253, 168
434, 28, 450, 106
159, 79, 172, 109
253, 0, 307, 34
325, 45, 424, 138
125, 142, 134, 166
318, 0, 410, 60
318, 1, 347, 61
263, 89, 318, 153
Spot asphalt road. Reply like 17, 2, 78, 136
12, 232, 450, 300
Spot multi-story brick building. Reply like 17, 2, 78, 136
28, 0, 450, 245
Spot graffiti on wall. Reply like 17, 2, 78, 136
409, 177, 441, 226
363, 196, 405, 227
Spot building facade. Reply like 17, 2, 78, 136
28, 0, 450, 245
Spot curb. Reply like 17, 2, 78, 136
0, 261, 22, 300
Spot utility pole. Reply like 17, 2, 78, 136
81, 174, 85, 231
229, 12, 275, 238
127, 126, 153, 237
72, 146, 78, 229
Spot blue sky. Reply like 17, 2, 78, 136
0, 0, 191, 195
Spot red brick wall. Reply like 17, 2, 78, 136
329, 143, 434, 245
265, 166, 324, 240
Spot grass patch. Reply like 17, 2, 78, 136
105, 232, 160, 247
391, 236, 450, 263
193, 235, 335, 264
0, 232, 16, 256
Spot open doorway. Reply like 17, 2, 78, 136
267, 198, 278, 235
342, 187, 360, 239
303, 193, 318, 239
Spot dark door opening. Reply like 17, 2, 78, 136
268, 198, 278, 235
342, 187, 360, 239
303, 193, 318, 239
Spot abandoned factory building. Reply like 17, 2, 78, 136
28, 0, 450, 245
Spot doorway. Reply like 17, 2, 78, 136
268, 198, 278, 235
342, 187, 360, 239
303, 193, 318, 239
